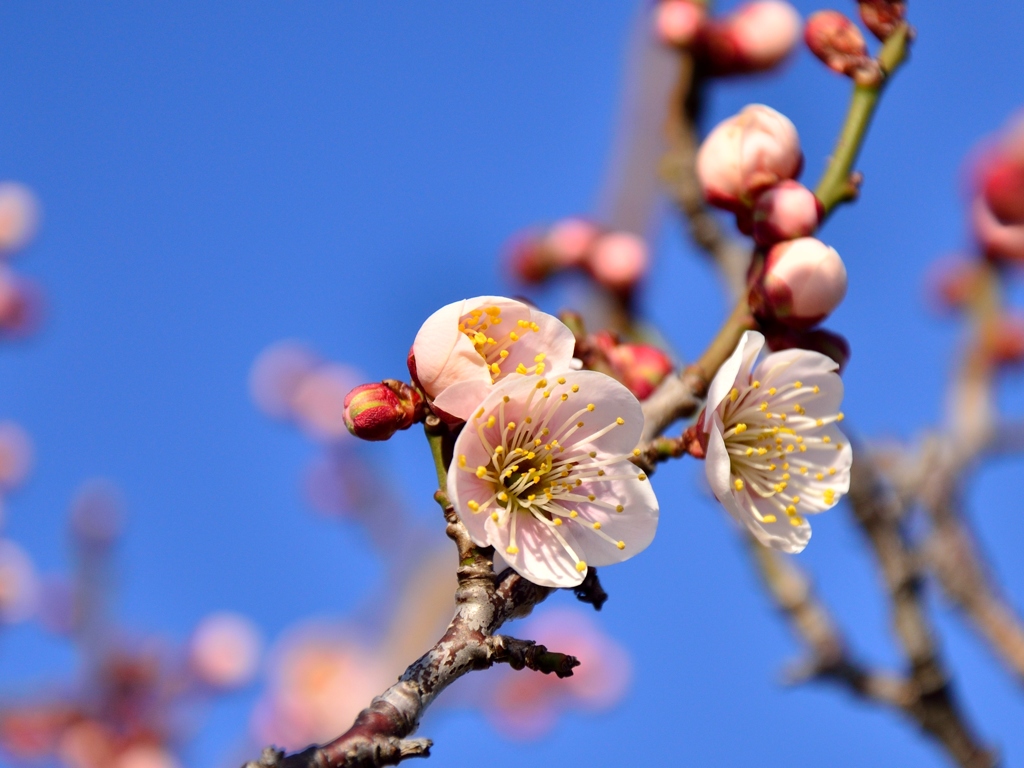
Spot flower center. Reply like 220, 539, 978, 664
457, 306, 546, 382
457, 376, 648, 572
719, 378, 845, 527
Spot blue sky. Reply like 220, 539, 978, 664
1, 2, 1024, 766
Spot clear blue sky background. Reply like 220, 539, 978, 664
2, 2, 1024, 766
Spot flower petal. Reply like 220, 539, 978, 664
705, 331, 764, 416
432, 379, 493, 422
565, 467, 659, 566
495, 510, 587, 588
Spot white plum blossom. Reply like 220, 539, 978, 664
411, 296, 576, 422
448, 370, 659, 588
700, 331, 851, 553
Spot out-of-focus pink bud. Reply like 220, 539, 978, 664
655, 0, 706, 47
594, 333, 673, 400
750, 237, 847, 329
485, 607, 631, 739
927, 257, 984, 312
752, 180, 823, 246
987, 314, 1024, 366
587, 232, 649, 291
973, 197, 1024, 264
249, 341, 320, 420
115, 746, 181, 768
190, 612, 263, 689
696, 105, 802, 212
805, 11, 880, 83
546, 218, 600, 268
0, 539, 38, 624
858, 0, 907, 41
292, 363, 362, 441
0, 269, 43, 337
698, 1, 801, 76
70, 480, 125, 548
507, 235, 549, 284
0, 422, 32, 492
764, 327, 851, 373
0, 183, 40, 255
981, 156, 1024, 225
343, 380, 422, 441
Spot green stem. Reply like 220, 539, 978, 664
815, 23, 912, 216
427, 429, 448, 490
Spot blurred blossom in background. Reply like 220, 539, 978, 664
0, 2, 1022, 767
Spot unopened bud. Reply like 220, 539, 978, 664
343, 380, 423, 441
764, 327, 851, 373
654, 0, 706, 47
972, 197, 1024, 264
547, 218, 600, 267
805, 11, 880, 83
976, 140, 1024, 226
698, 1, 801, 75
0, 183, 40, 255
0, 268, 43, 338
696, 105, 802, 212
927, 257, 984, 312
587, 232, 649, 292
752, 180, 823, 246
594, 332, 673, 400
189, 612, 263, 689
750, 237, 847, 329
986, 314, 1024, 367
858, 0, 906, 41
507, 234, 549, 284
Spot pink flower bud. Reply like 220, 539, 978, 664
507, 234, 549, 284
0, 183, 40, 255
723, 1, 801, 71
976, 137, 1024, 226
805, 11, 879, 82
764, 327, 851, 373
752, 180, 823, 246
972, 197, 1024, 264
343, 380, 422, 441
546, 218, 600, 267
594, 333, 673, 400
696, 104, 802, 212
987, 314, 1024, 367
587, 232, 649, 291
654, 0, 706, 47
858, 0, 906, 41
190, 612, 263, 689
750, 237, 848, 329
927, 257, 984, 312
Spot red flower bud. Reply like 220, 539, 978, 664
594, 332, 673, 400
749, 237, 847, 329
697, 1, 801, 76
654, 0, 706, 47
764, 327, 851, 373
987, 314, 1024, 367
343, 380, 423, 441
752, 180, 823, 246
804, 11, 880, 83
857, 0, 906, 41
587, 232, 649, 292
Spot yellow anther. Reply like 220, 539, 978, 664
485, 306, 501, 316
616, 417, 625, 425
586, 403, 595, 411
768, 387, 777, 395
587, 494, 596, 501
535, 363, 546, 374
476, 466, 488, 479
632, 448, 641, 457
506, 421, 516, 430
588, 451, 597, 458
475, 407, 485, 419
490, 363, 500, 374
787, 444, 795, 453
794, 405, 805, 415
486, 415, 496, 428
491, 512, 499, 521
616, 541, 626, 550
509, 331, 519, 342
837, 412, 845, 421
779, 413, 787, 422
812, 385, 820, 393
791, 496, 800, 504
836, 443, 844, 451
499, 350, 509, 359
498, 492, 508, 502
543, 390, 551, 398
553, 518, 562, 526
735, 423, 747, 433
458, 455, 467, 468
786, 505, 797, 515
789, 516, 804, 527
503, 395, 510, 402
537, 378, 548, 388
569, 511, 578, 518
530, 322, 540, 332
782, 462, 790, 470
794, 381, 803, 389
762, 515, 777, 523
473, 332, 487, 345
822, 435, 831, 444
577, 421, 584, 428
729, 388, 739, 402
593, 522, 601, 530
561, 393, 568, 401
506, 546, 519, 555
753, 381, 761, 389
527, 494, 536, 502
468, 500, 480, 512
816, 419, 824, 427
598, 470, 606, 476
782, 473, 790, 480
734, 479, 744, 491
800, 467, 808, 475
571, 384, 579, 393
576, 561, 587, 572
745, 448, 754, 457
815, 472, 824, 481
828, 468, 836, 475
757, 447, 768, 455
799, 444, 807, 452
637, 473, 647, 481
534, 353, 546, 363
534, 438, 542, 446
760, 402, 768, 412
515, 363, 527, 374
615, 504, 624, 513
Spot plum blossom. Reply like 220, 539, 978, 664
448, 370, 658, 588
411, 296, 576, 422
700, 331, 851, 553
